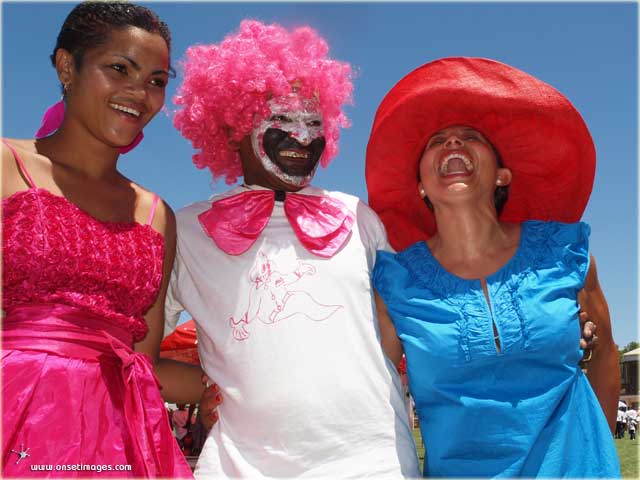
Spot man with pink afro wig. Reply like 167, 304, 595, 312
173, 19, 353, 185
165, 20, 421, 478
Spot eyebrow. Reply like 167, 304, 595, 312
114, 54, 169, 76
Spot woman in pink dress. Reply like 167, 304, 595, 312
2, 2, 217, 477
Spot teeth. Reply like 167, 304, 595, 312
440, 153, 474, 175
109, 103, 141, 117
280, 151, 308, 159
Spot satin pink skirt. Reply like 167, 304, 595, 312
1, 304, 193, 478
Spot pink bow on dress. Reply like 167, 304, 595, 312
198, 189, 355, 258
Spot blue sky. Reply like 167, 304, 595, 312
2, 1, 638, 347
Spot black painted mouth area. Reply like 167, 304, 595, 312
263, 128, 326, 177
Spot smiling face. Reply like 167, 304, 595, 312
419, 125, 511, 209
250, 93, 326, 187
58, 26, 169, 149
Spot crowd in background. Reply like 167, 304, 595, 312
616, 401, 638, 440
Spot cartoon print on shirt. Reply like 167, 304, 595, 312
229, 252, 342, 340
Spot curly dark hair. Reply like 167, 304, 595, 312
51, 1, 173, 74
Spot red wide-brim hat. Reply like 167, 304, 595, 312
366, 57, 595, 252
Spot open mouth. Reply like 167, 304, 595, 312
439, 152, 474, 177
109, 103, 141, 118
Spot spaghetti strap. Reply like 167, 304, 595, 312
2, 139, 36, 188
147, 195, 160, 225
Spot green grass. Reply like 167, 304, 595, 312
412, 427, 425, 464
615, 437, 639, 479
412, 427, 639, 477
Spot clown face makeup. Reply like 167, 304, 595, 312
251, 94, 326, 187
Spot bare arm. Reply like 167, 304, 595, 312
135, 200, 205, 404
375, 290, 404, 367
578, 254, 619, 432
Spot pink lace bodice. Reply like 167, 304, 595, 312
2, 188, 164, 342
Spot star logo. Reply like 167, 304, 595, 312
10, 444, 30, 464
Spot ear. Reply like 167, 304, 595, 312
54, 48, 75, 90
496, 168, 512, 187
418, 182, 426, 198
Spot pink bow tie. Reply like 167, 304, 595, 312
198, 189, 355, 258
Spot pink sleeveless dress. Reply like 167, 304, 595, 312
1, 141, 193, 478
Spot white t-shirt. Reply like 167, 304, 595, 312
165, 185, 420, 478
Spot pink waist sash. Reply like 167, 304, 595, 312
2, 304, 167, 475
2, 303, 138, 360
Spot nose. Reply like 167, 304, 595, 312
444, 135, 464, 148
124, 78, 148, 102
292, 121, 312, 146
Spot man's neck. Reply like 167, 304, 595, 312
241, 182, 306, 193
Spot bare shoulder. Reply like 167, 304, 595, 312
2, 138, 40, 162
2, 137, 37, 152
2, 138, 41, 198
129, 181, 175, 238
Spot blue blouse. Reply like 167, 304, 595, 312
374, 221, 620, 478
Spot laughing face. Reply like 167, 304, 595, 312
60, 26, 170, 150
250, 93, 326, 188
419, 125, 511, 207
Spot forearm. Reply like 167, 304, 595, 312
579, 255, 619, 433
154, 358, 205, 404
585, 341, 620, 432
381, 330, 404, 367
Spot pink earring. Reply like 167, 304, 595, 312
118, 132, 144, 153
34, 100, 66, 139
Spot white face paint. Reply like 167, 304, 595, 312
250, 93, 326, 187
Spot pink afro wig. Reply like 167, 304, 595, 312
173, 20, 354, 184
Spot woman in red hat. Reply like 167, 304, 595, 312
367, 57, 620, 477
